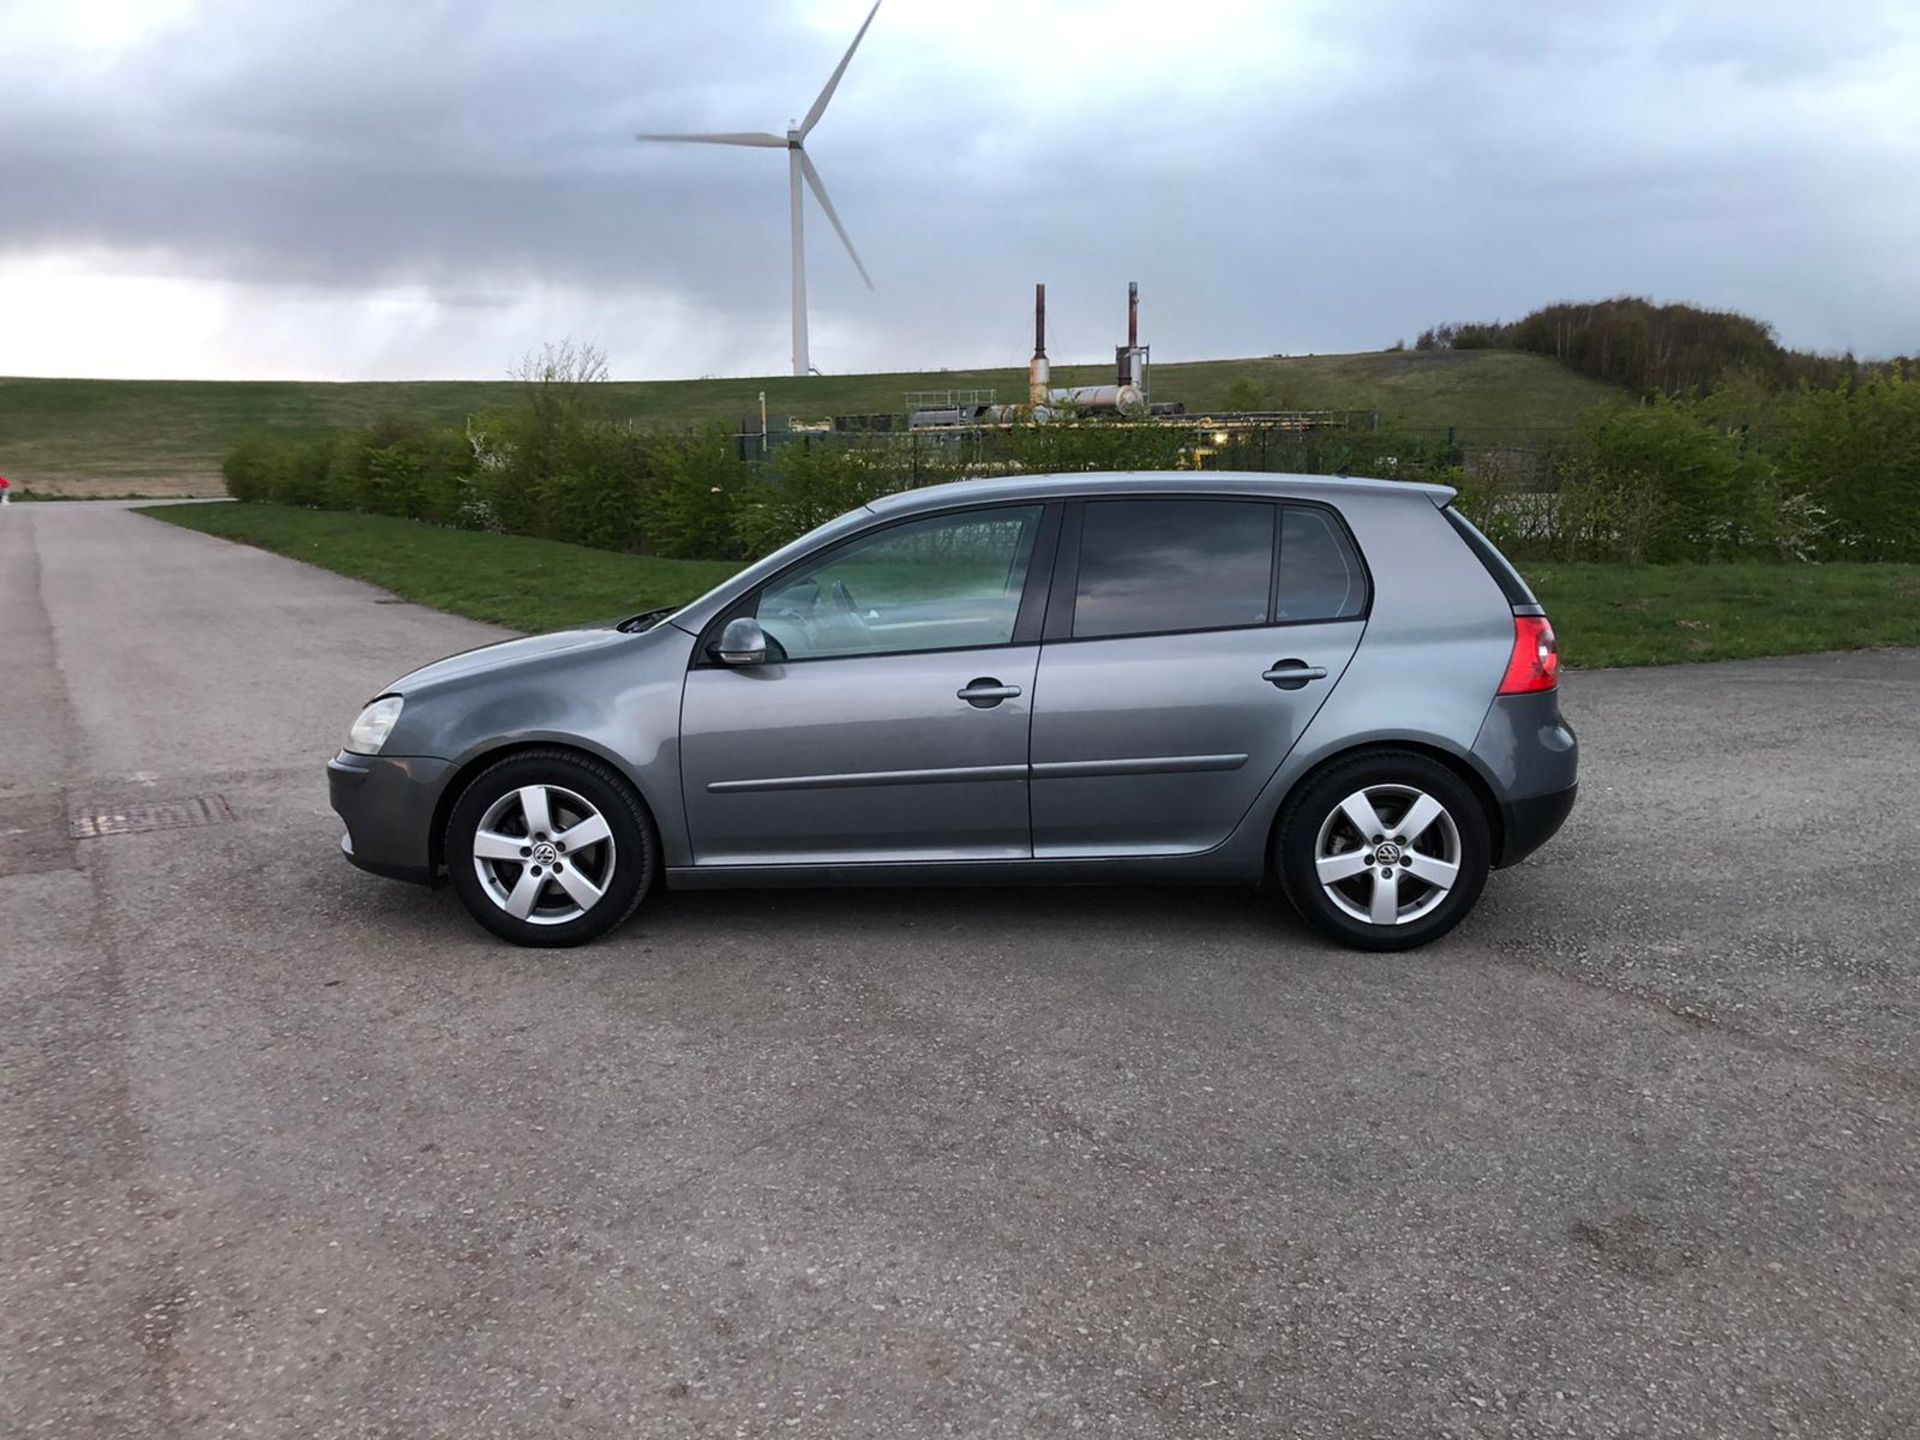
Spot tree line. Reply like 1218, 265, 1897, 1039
1416, 296, 1912, 398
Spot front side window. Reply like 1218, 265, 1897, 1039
756, 505, 1043, 661
1072, 499, 1274, 639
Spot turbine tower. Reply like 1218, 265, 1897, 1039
638, 1, 880, 378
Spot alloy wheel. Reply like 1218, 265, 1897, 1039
471, 784, 617, 926
1312, 784, 1462, 926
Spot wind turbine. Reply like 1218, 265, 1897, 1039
638, 1, 880, 378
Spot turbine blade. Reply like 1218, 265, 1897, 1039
799, 151, 873, 290
635, 130, 786, 147
798, 0, 881, 138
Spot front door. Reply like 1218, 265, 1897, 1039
680, 503, 1052, 866
1030, 499, 1368, 857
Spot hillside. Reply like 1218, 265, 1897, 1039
1, 349, 1625, 496
1420, 296, 1913, 395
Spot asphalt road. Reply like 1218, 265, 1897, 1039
4, 501, 1918, 1439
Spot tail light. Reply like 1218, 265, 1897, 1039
1497, 614, 1559, 695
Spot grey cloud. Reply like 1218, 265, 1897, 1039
5, 0, 1916, 378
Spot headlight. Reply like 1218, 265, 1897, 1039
346, 695, 404, 755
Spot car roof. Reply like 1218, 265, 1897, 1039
864, 470, 1455, 516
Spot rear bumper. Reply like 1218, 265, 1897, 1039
1498, 784, 1577, 867
327, 751, 453, 886
1471, 690, 1579, 868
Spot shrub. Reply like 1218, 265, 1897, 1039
1007, 421, 1187, 474
734, 438, 911, 556
322, 430, 372, 512
1445, 458, 1547, 555
1745, 483, 1829, 563
221, 438, 277, 501
1567, 396, 1759, 561
645, 429, 752, 560
275, 437, 331, 508
1780, 367, 1920, 560
542, 424, 653, 552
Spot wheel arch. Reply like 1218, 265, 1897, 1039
429, 737, 663, 879
1264, 737, 1504, 875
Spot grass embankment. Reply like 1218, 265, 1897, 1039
142, 502, 737, 632
8, 349, 1621, 494
1524, 562, 1920, 667
140, 503, 1920, 668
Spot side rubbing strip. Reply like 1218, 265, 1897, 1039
709, 763, 1028, 795
1030, 754, 1248, 780
711, 753, 1248, 794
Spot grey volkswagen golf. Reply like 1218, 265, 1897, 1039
328, 473, 1576, 951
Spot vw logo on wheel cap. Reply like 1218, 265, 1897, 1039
531, 841, 559, 866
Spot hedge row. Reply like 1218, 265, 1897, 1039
222, 367, 1920, 564
1452, 371, 1920, 562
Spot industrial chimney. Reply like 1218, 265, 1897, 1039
1029, 283, 1051, 410
1115, 281, 1149, 399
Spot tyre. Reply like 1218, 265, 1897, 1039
444, 749, 656, 948
1276, 749, 1490, 952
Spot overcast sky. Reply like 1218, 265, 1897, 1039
3, 0, 1916, 381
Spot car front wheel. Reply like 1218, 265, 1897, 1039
1277, 750, 1490, 952
445, 749, 656, 948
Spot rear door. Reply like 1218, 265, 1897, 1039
1030, 498, 1367, 857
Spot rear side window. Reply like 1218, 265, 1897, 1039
1275, 506, 1366, 622
1072, 499, 1274, 639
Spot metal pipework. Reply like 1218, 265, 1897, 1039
1051, 384, 1147, 417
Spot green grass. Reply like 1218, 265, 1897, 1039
1524, 561, 1920, 667
142, 502, 1920, 669
8, 349, 1622, 494
140, 502, 739, 632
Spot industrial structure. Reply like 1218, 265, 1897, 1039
902, 280, 1360, 442
905, 281, 1167, 430
738, 281, 1373, 468
1027, 280, 1151, 420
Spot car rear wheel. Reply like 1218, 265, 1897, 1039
445, 749, 655, 948
1277, 750, 1490, 952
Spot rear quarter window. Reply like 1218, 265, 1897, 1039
1275, 506, 1367, 622
1442, 506, 1538, 610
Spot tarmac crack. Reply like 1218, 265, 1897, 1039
1480, 945, 1920, 1100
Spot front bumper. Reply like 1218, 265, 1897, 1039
327, 751, 454, 886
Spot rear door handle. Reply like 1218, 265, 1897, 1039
958, 678, 1022, 708
1262, 660, 1328, 690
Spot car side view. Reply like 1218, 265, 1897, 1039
328, 472, 1577, 951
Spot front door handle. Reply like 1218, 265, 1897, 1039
1262, 660, 1328, 691
958, 677, 1022, 708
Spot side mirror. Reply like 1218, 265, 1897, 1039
713, 616, 769, 667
